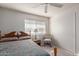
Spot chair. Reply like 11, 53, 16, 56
41, 34, 53, 47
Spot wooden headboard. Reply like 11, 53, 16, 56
0, 31, 31, 43
2, 31, 17, 38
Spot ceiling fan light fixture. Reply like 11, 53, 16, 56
50, 3, 63, 8
45, 3, 48, 13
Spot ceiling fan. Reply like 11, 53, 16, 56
34, 3, 63, 13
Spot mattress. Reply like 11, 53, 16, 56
0, 39, 50, 56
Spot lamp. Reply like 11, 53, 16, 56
0, 30, 1, 40
34, 29, 38, 40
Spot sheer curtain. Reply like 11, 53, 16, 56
24, 13, 49, 40
25, 19, 47, 40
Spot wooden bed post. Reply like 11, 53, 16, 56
54, 47, 57, 56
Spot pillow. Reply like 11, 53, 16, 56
18, 31, 31, 40
19, 31, 29, 36
19, 35, 31, 39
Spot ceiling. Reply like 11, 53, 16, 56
0, 3, 79, 17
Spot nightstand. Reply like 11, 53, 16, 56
33, 40, 41, 46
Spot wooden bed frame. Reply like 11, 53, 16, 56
54, 48, 57, 56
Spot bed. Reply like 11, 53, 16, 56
0, 39, 50, 56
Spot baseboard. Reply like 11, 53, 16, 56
60, 47, 75, 56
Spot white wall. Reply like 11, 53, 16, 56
50, 9, 75, 55
50, 7, 79, 55
76, 8, 79, 55
0, 7, 49, 35
0, 8, 26, 35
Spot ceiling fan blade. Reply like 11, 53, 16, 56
49, 3, 63, 8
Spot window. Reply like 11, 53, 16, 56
25, 19, 46, 36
